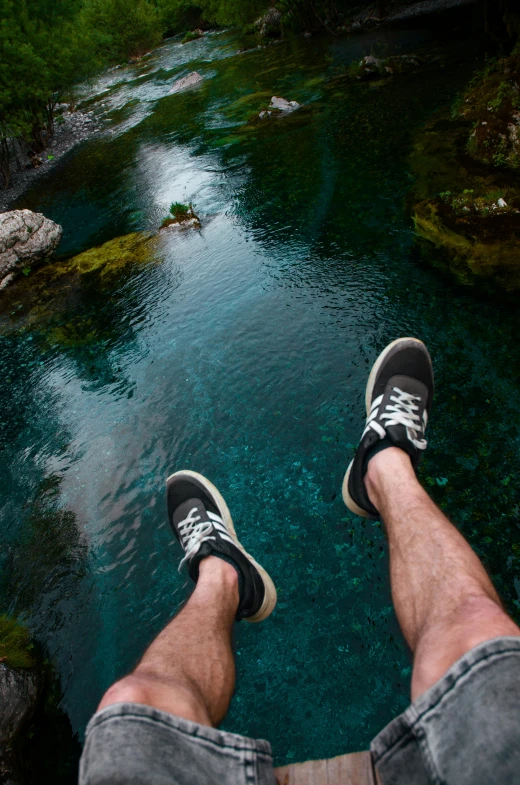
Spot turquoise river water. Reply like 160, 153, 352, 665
1, 18, 520, 768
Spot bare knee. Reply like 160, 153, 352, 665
97, 673, 212, 725
98, 674, 155, 712
412, 594, 520, 700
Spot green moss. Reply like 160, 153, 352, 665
454, 51, 520, 171
413, 198, 520, 290
182, 30, 202, 44
223, 90, 273, 124
60, 232, 159, 278
410, 111, 520, 291
0, 232, 164, 348
0, 615, 36, 669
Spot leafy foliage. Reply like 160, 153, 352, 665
0, 0, 99, 186
82, 0, 162, 61
196, 0, 266, 27
170, 201, 191, 217
182, 29, 203, 43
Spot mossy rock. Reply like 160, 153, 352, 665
0, 231, 163, 344
455, 49, 520, 171
0, 615, 36, 670
56, 231, 160, 280
414, 198, 520, 290
410, 108, 520, 291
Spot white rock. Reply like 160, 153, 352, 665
0, 210, 62, 282
498, 198, 508, 208
269, 96, 300, 112
363, 55, 382, 67
0, 273, 15, 290
169, 71, 203, 94
160, 217, 200, 232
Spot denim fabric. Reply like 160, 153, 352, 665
80, 637, 520, 785
80, 703, 276, 785
371, 636, 520, 785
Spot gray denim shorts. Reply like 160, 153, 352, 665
80, 637, 520, 785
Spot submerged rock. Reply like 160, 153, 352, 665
0, 210, 62, 288
0, 231, 166, 344
169, 71, 203, 94
347, 53, 424, 81
55, 232, 160, 279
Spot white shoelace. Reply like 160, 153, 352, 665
177, 507, 234, 571
363, 386, 428, 450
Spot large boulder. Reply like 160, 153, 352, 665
410, 113, 520, 291
0, 664, 42, 785
0, 210, 62, 289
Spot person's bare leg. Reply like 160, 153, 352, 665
365, 447, 520, 701
98, 556, 239, 727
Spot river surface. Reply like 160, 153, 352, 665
2, 18, 520, 766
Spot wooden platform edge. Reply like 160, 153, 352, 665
274, 750, 376, 785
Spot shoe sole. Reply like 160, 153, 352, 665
166, 469, 277, 623
342, 337, 428, 517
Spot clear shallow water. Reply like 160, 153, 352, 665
2, 21, 520, 766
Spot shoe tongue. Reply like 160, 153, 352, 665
383, 375, 428, 465
172, 498, 210, 528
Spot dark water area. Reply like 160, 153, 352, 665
2, 14, 520, 767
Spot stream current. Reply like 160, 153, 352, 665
2, 18, 520, 765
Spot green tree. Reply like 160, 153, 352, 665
82, 0, 163, 62
156, 0, 203, 36
0, 0, 99, 185
197, 0, 267, 27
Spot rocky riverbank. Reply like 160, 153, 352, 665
0, 108, 100, 213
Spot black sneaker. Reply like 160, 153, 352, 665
342, 338, 434, 519
166, 470, 277, 622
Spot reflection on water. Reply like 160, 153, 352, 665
1, 18, 520, 766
